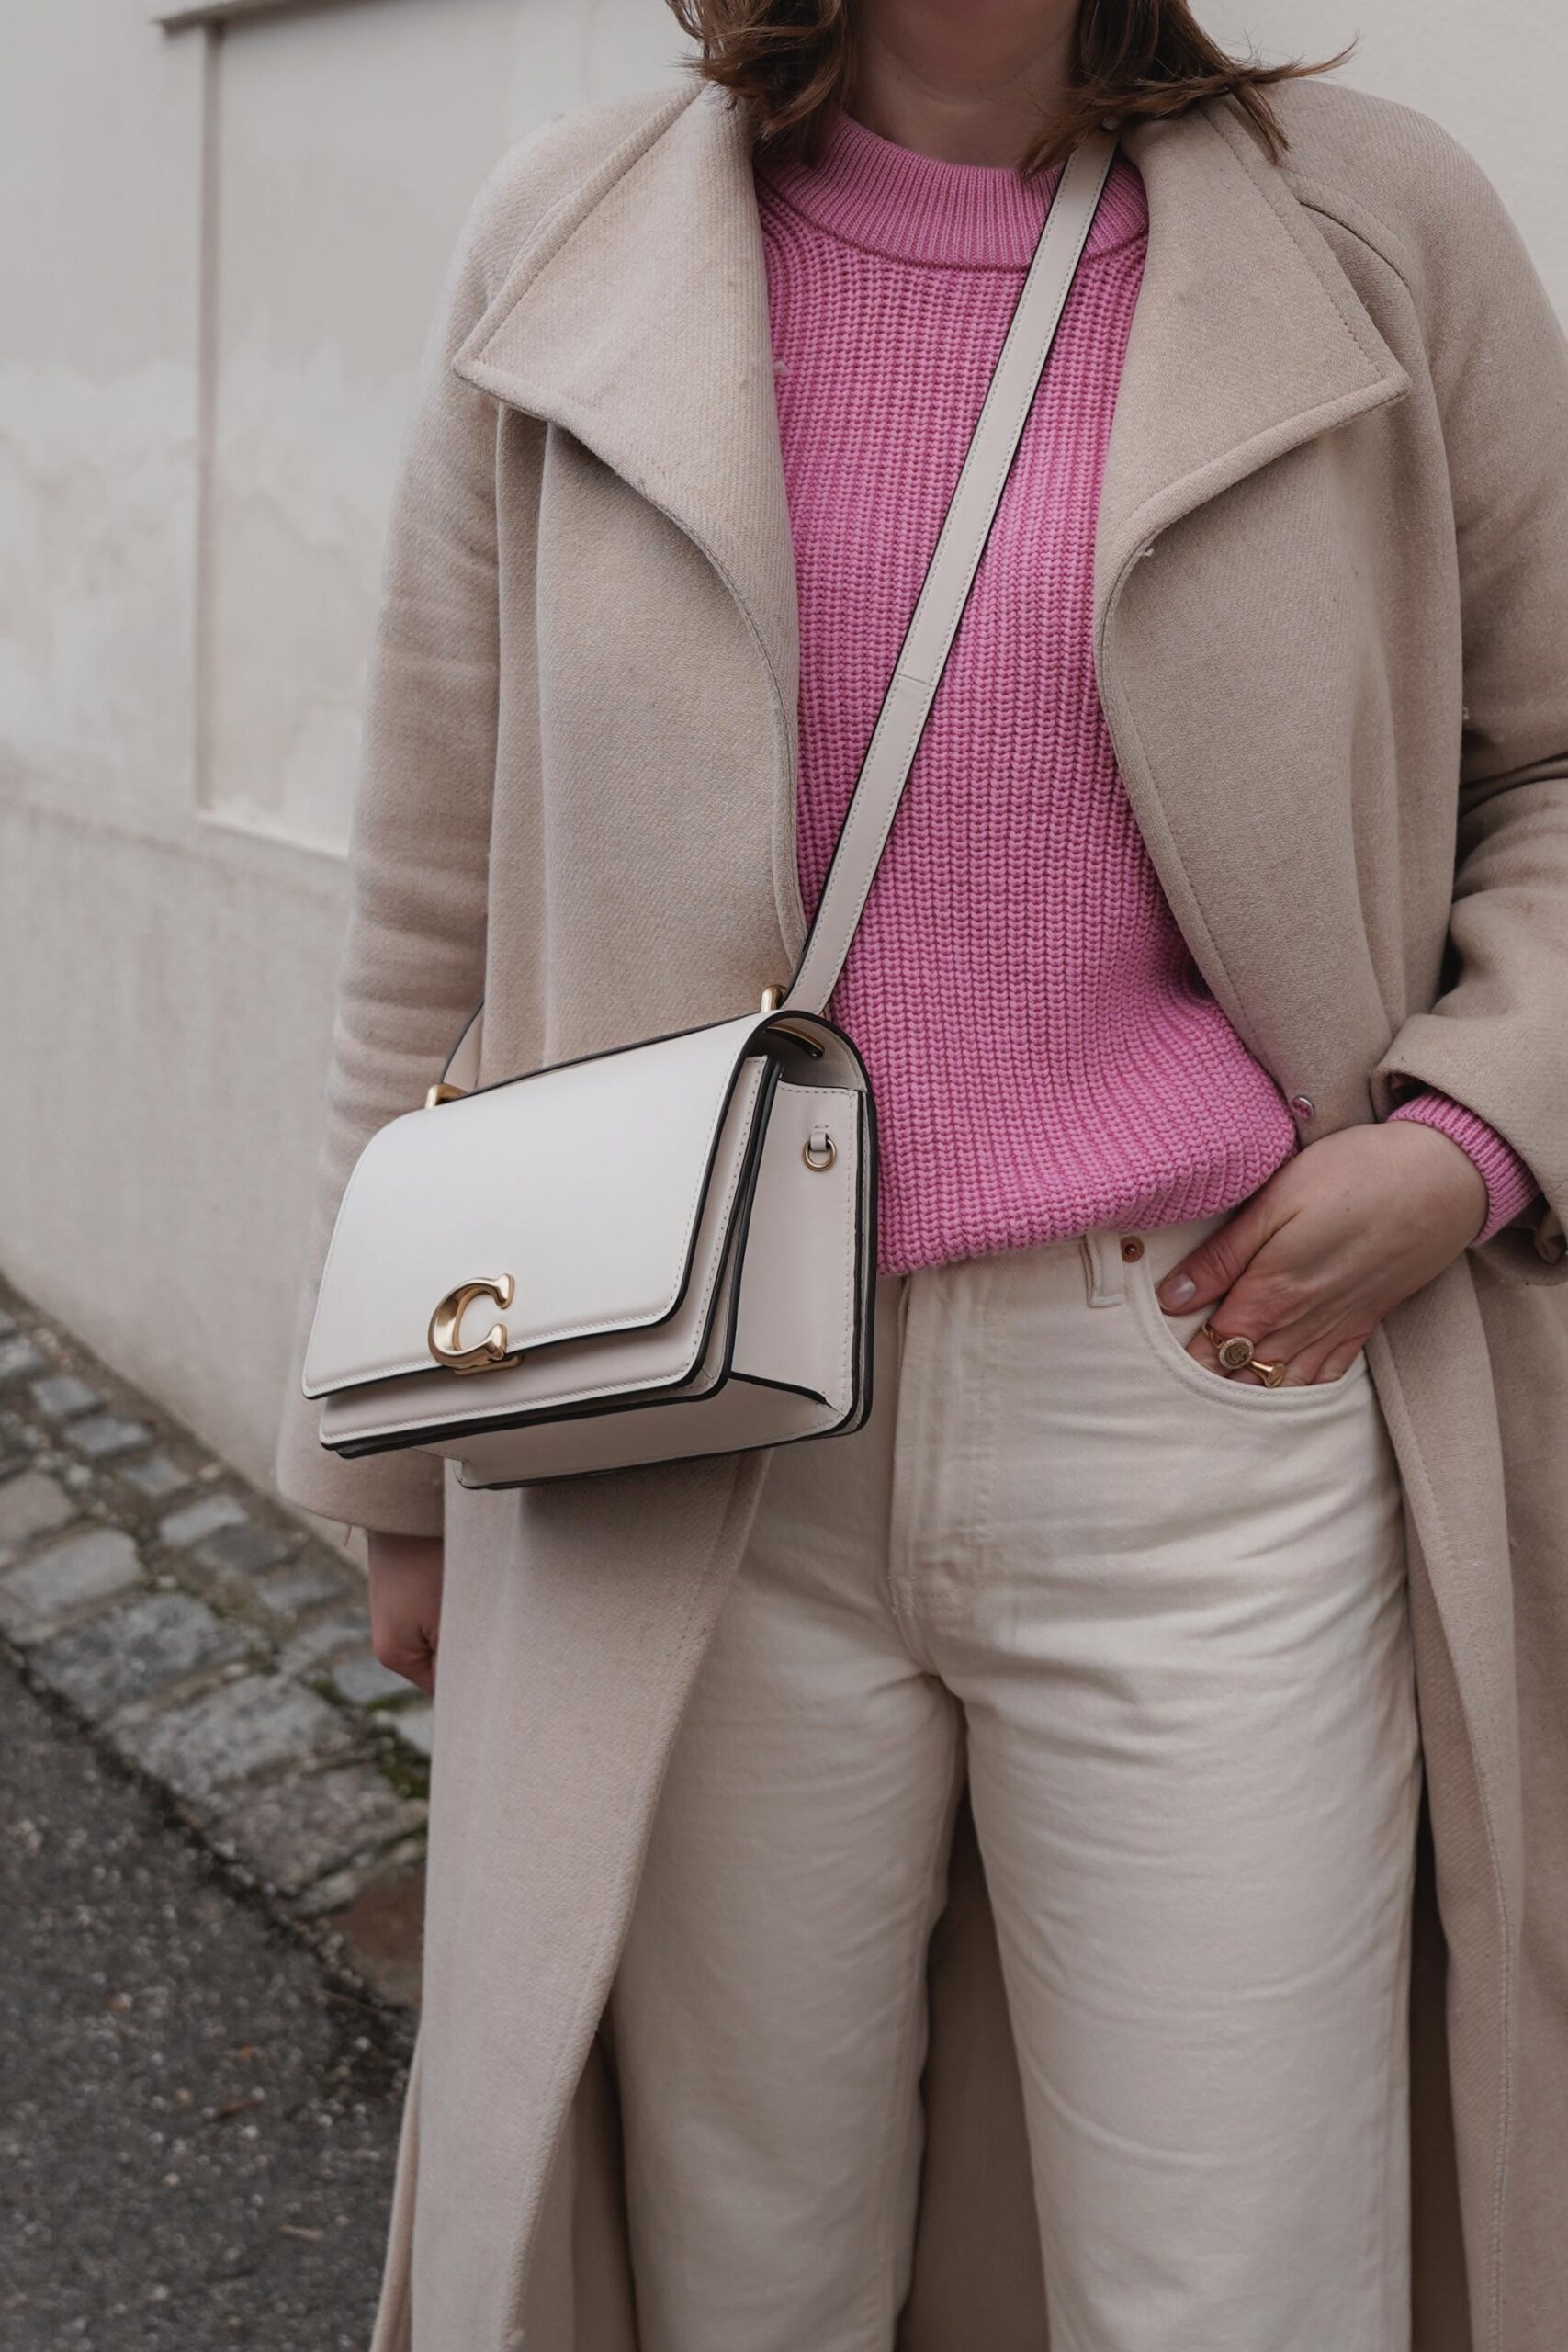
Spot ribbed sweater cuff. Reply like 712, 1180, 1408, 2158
1388, 1090, 1539, 1243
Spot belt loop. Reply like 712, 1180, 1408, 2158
1080, 1228, 1125, 1309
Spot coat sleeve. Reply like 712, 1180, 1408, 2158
1371, 140, 1568, 1278
273, 175, 509, 1535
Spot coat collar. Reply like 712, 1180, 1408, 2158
1099, 103, 1409, 602
454, 85, 1411, 968
453, 86, 800, 742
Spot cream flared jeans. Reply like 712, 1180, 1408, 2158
611, 1213, 1420, 2352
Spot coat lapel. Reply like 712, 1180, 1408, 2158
1092, 105, 1413, 1085
1099, 104, 1411, 607
452, 83, 800, 852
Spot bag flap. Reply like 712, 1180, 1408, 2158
302, 1012, 773, 1397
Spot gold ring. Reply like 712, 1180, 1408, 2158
1202, 1321, 1255, 1372
1202, 1322, 1288, 1387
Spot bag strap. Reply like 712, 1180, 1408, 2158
436, 132, 1116, 1094
782, 130, 1116, 1017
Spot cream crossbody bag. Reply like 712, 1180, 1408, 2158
302, 136, 1116, 1490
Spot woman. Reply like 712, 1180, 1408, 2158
276, 4, 1568, 2347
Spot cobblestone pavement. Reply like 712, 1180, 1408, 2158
0, 1272, 428, 2008
3, 1662, 408, 2350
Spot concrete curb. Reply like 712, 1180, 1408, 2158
0, 1274, 426, 2009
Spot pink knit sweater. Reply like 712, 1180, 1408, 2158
757, 115, 1535, 1274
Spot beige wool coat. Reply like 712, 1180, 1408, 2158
276, 75, 1568, 2352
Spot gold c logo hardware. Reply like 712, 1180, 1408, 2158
428, 1274, 518, 1374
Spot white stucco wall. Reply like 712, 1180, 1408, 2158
1, 2, 1563, 1500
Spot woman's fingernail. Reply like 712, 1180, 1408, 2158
1159, 1274, 1196, 1308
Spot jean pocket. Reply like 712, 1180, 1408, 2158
1126, 1251, 1369, 1415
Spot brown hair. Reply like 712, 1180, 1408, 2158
663, 0, 1348, 171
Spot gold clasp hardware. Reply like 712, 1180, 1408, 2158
760, 983, 828, 1061
425, 1082, 467, 1110
429, 1274, 519, 1374
803, 1125, 836, 1171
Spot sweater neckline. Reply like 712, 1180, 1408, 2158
757, 109, 1147, 271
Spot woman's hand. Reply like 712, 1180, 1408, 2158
367, 1532, 445, 1695
1156, 1122, 1489, 1386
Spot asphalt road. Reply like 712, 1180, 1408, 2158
1, 1661, 410, 2352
